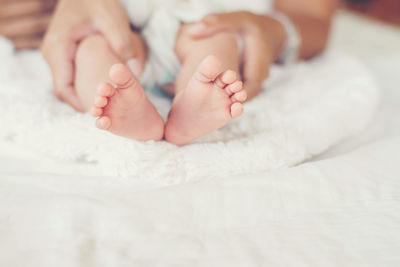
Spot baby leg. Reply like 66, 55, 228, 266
75, 34, 164, 141
164, 24, 247, 145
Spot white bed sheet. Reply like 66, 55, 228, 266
1, 136, 399, 266
0, 11, 399, 266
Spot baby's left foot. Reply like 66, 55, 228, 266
165, 55, 247, 145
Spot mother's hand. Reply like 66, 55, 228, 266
189, 12, 286, 98
0, 0, 56, 49
41, 0, 141, 111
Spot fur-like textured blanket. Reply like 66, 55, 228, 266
0, 38, 379, 184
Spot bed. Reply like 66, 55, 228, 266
0, 11, 399, 266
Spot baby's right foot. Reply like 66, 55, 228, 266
90, 64, 164, 141
165, 55, 246, 145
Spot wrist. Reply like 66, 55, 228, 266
259, 14, 287, 63
267, 12, 301, 64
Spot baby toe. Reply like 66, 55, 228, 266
215, 70, 237, 88
221, 70, 237, 84
90, 106, 103, 117
225, 80, 243, 95
94, 96, 108, 107
96, 116, 111, 130
231, 90, 247, 102
195, 55, 222, 83
97, 83, 115, 97
230, 102, 243, 119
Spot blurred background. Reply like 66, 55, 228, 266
0, 0, 399, 50
344, 0, 400, 25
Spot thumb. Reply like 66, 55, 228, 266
103, 27, 135, 62
100, 20, 146, 77
189, 12, 250, 38
98, 13, 136, 62
125, 32, 147, 77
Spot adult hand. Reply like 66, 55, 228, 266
41, 0, 145, 111
0, 0, 56, 49
189, 12, 286, 98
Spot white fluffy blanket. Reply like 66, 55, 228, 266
0, 38, 379, 183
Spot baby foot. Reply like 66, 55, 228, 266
90, 64, 164, 141
165, 55, 247, 145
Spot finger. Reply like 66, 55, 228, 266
0, 12, 52, 38
41, 32, 85, 112
57, 86, 86, 112
0, 0, 56, 20
12, 34, 43, 49
189, 12, 251, 38
242, 36, 272, 98
125, 32, 147, 77
96, 8, 136, 62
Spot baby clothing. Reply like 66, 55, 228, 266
121, 0, 274, 88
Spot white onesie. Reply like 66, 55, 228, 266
121, 0, 274, 89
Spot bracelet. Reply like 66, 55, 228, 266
269, 11, 301, 65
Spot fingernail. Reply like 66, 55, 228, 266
188, 23, 207, 35
126, 58, 141, 77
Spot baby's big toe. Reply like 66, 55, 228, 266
109, 63, 136, 89
223, 70, 237, 83
195, 55, 222, 83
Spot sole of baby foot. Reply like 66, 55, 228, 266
90, 63, 164, 141
165, 55, 246, 145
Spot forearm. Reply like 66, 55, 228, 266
258, 12, 333, 64
275, 0, 337, 60
280, 13, 332, 59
